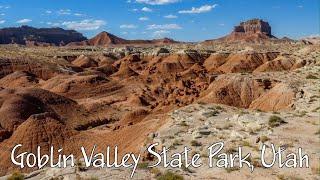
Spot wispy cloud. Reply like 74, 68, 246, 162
152, 30, 170, 38
147, 23, 182, 30
57, 9, 71, 15
297, 5, 303, 8
142, 7, 153, 12
139, 17, 149, 21
120, 24, 138, 29
0, 5, 10, 9
0, 20, 5, 24
179, 4, 217, 14
74, 13, 85, 16
164, 14, 177, 19
16, 19, 32, 24
62, 19, 106, 30
47, 22, 60, 27
136, 0, 179, 5
0, 13, 5, 16
45, 10, 52, 14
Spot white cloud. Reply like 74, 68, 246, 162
58, 9, 71, 15
0, 20, 5, 24
16, 19, 32, 24
164, 14, 177, 19
47, 22, 60, 27
0, 13, 5, 16
219, 23, 225, 26
62, 19, 106, 30
147, 23, 182, 30
152, 30, 170, 37
132, 8, 139, 12
136, 0, 179, 5
120, 24, 137, 29
0, 5, 10, 9
45, 10, 52, 14
139, 17, 149, 21
179, 4, 217, 14
74, 13, 85, 16
142, 7, 152, 12
297, 5, 303, 8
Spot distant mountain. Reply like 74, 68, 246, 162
0, 26, 87, 46
203, 19, 278, 44
67, 31, 178, 46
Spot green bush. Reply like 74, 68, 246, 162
157, 171, 184, 180
268, 115, 286, 127
137, 162, 150, 169
7, 172, 24, 180
306, 74, 318, 79
190, 140, 202, 147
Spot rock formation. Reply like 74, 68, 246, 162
67, 31, 178, 46
203, 19, 277, 43
234, 19, 272, 36
0, 26, 87, 46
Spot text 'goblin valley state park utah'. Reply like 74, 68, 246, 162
0, 0, 319, 180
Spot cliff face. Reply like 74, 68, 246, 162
0, 26, 87, 46
234, 19, 272, 36
205, 18, 276, 43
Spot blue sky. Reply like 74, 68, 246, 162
0, 0, 318, 41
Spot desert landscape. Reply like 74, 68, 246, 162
0, 17, 319, 180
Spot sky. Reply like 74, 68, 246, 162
0, 0, 319, 41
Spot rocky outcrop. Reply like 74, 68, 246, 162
249, 83, 296, 111
234, 19, 272, 36
67, 31, 178, 46
0, 88, 90, 132
204, 19, 277, 43
199, 75, 276, 108
0, 26, 87, 46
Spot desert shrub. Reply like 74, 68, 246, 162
172, 139, 182, 146
268, 115, 286, 127
260, 135, 270, 143
225, 147, 238, 154
241, 141, 252, 147
306, 74, 318, 79
76, 161, 88, 172
225, 167, 240, 173
215, 106, 224, 111
312, 106, 320, 112
202, 110, 219, 118
87, 177, 99, 180
157, 171, 184, 180
178, 121, 188, 127
181, 165, 194, 173
277, 174, 304, 180
151, 168, 161, 176
7, 172, 24, 180
190, 140, 202, 147
137, 162, 150, 169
